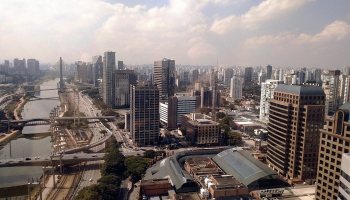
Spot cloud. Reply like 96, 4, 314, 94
210, 0, 314, 34
243, 21, 350, 46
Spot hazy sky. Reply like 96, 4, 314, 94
1, 0, 350, 67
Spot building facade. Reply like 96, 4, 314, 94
315, 104, 350, 199
266, 65, 272, 80
182, 113, 221, 145
267, 84, 325, 184
27, 59, 40, 80
322, 70, 341, 115
92, 55, 103, 87
230, 76, 243, 100
131, 84, 160, 146
160, 95, 199, 130
339, 153, 350, 199
115, 70, 137, 108
259, 80, 283, 123
102, 51, 116, 108
154, 58, 175, 101
13, 58, 26, 75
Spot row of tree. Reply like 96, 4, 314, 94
76, 137, 151, 199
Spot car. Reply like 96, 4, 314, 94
89, 178, 93, 182
92, 154, 97, 157
25, 158, 31, 160
73, 156, 78, 158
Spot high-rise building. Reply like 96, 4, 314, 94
13, 58, 26, 75
267, 84, 325, 184
102, 51, 116, 108
200, 87, 220, 108
92, 55, 103, 87
118, 60, 124, 70
75, 61, 93, 84
343, 75, 350, 104
339, 153, 350, 199
266, 65, 272, 80
229, 76, 243, 101
244, 67, 253, 86
259, 80, 283, 123
115, 70, 137, 108
315, 104, 350, 199
192, 69, 199, 83
27, 59, 40, 79
322, 70, 341, 115
159, 95, 199, 130
258, 71, 266, 85
131, 84, 159, 146
154, 58, 175, 101
224, 68, 234, 86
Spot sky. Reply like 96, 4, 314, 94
0, 0, 350, 68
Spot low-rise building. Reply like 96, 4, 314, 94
181, 113, 221, 145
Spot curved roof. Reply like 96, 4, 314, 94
274, 84, 324, 96
212, 148, 278, 187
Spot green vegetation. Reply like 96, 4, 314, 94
218, 114, 242, 145
76, 137, 151, 199
227, 131, 243, 146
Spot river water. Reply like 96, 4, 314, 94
0, 79, 59, 188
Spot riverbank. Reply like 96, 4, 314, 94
0, 96, 28, 145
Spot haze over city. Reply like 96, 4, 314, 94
1, 0, 350, 67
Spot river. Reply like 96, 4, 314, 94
0, 79, 60, 188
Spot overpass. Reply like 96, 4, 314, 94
0, 153, 105, 167
0, 116, 116, 129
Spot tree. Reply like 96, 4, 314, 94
227, 131, 242, 146
98, 175, 121, 186
76, 185, 101, 200
124, 156, 150, 182
117, 122, 125, 129
216, 112, 226, 119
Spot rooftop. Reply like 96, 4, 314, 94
274, 84, 324, 96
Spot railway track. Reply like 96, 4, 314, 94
47, 175, 68, 200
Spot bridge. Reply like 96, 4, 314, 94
0, 116, 116, 129
0, 153, 105, 167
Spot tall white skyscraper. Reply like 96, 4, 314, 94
229, 76, 242, 100
259, 80, 283, 122
102, 51, 116, 108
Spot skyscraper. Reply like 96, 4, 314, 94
92, 55, 103, 87
27, 58, 40, 79
115, 70, 137, 108
259, 80, 283, 123
192, 69, 199, 83
322, 70, 341, 115
267, 84, 325, 184
315, 104, 350, 199
130, 84, 160, 146
244, 67, 253, 86
224, 68, 234, 86
102, 51, 116, 108
266, 65, 272, 80
154, 58, 175, 101
229, 76, 243, 101
13, 58, 26, 75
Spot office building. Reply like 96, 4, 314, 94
244, 67, 253, 86
259, 80, 283, 123
192, 69, 199, 83
230, 76, 243, 101
102, 51, 116, 108
115, 70, 137, 108
118, 60, 124, 70
27, 59, 40, 79
159, 95, 199, 130
13, 58, 26, 75
200, 87, 220, 108
131, 84, 159, 146
322, 70, 341, 115
154, 58, 175, 101
267, 84, 325, 184
339, 153, 350, 199
92, 55, 103, 87
266, 65, 272, 80
75, 61, 93, 84
224, 68, 234, 86
182, 113, 220, 145
315, 104, 350, 199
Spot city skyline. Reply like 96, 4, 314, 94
0, 0, 349, 67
